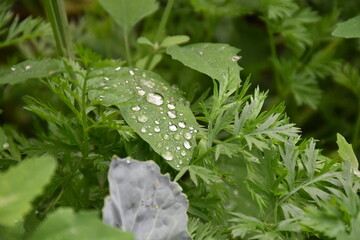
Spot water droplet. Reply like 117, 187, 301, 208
104, 77, 109, 81
180, 150, 186, 156
167, 111, 177, 119
99, 95, 105, 101
176, 164, 180, 168
174, 134, 181, 140
100, 82, 106, 86
148, 133, 153, 136
199, 51, 203, 55
184, 132, 192, 140
233, 190, 239, 195
163, 134, 170, 140
25, 65, 31, 70
137, 115, 148, 123
141, 79, 155, 88
141, 127, 147, 133
146, 93, 164, 105
176, 146, 181, 150
154, 126, 161, 132
103, 86, 109, 90
131, 106, 141, 111
232, 56, 240, 61
184, 141, 192, 149
11, 67, 16, 71
155, 120, 160, 125
189, 127, 194, 131
142, 73, 147, 77
178, 122, 186, 128
167, 103, 176, 110
126, 159, 131, 163
129, 70, 135, 75
169, 125, 177, 131
2, 143, 9, 149
115, 67, 121, 71
137, 89, 146, 96
162, 151, 173, 161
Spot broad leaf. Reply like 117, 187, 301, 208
160, 35, 190, 48
30, 208, 134, 240
0, 59, 64, 85
167, 43, 242, 94
336, 133, 360, 177
98, 0, 158, 32
0, 155, 56, 226
88, 67, 199, 170
332, 15, 360, 39
103, 157, 191, 240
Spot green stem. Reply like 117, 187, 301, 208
44, 0, 72, 58
155, 0, 175, 42
81, 75, 89, 159
123, 28, 132, 66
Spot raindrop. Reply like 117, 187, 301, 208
142, 73, 147, 77
167, 103, 176, 110
176, 146, 181, 150
154, 126, 161, 132
146, 93, 164, 105
155, 120, 160, 125
129, 70, 135, 75
180, 150, 186, 156
137, 115, 148, 123
126, 159, 131, 163
176, 164, 180, 168
199, 51, 203, 55
169, 125, 177, 131
100, 82, 106, 86
141, 127, 147, 133
184, 141, 192, 149
137, 89, 146, 96
99, 95, 105, 101
231, 56, 240, 61
115, 67, 121, 71
178, 122, 186, 128
184, 132, 192, 140
2, 143, 9, 149
189, 127, 194, 131
131, 106, 141, 111
11, 67, 16, 71
163, 134, 170, 140
148, 133, 153, 136
25, 65, 31, 70
162, 151, 173, 161
174, 134, 181, 140
104, 77, 109, 81
103, 86, 110, 90
141, 79, 155, 88
167, 111, 177, 119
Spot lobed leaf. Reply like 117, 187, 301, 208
30, 208, 134, 240
336, 133, 360, 177
0, 155, 56, 226
88, 66, 199, 170
103, 157, 191, 240
332, 15, 360, 39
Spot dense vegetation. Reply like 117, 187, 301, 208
1, 0, 360, 239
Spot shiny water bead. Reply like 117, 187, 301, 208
129, 70, 135, 75
25, 65, 31, 70
137, 115, 148, 123
178, 122, 186, 128
115, 66, 121, 71
167, 103, 176, 110
169, 125, 177, 131
131, 106, 141, 111
232, 56, 240, 61
167, 111, 177, 119
137, 89, 146, 96
184, 132, 192, 140
183, 141, 192, 149
146, 93, 164, 105
162, 151, 173, 161
141, 127, 147, 133
154, 126, 161, 132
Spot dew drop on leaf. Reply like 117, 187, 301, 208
184, 132, 192, 140
162, 151, 173, 161
169, 125, 177, 131
174, 134, 181, 140
11, 67, 16, 71
231, 56, 240, 61
25, 65, 31, 70
155, 120, 160, 125
180, 150, 186, 156
115, 66, 121, 71
129, 70, 135, 75
137, 115, 148, 123
131, 106, 141, 111
167, 103, 176, 110
141, 127, 147, 133
163, 134, 170, 140
183, 141, 192, 149
167, 111, 177, 119
178, 121, 186, 128
146, 93, 164, 106
137, 89, 146, 96
154, 126, 161, 132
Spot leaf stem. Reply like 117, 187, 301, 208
155, 0, 174, 42
123, 27, 133, 66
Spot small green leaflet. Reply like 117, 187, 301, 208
332, 15, 360, 39
336, 133, 360, 177
167, 43, 242, 95
0, 59, 65, 85
98, 0, 158, 32
88, 67, 199, 170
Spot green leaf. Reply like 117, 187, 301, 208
0, 59, 65, 85
0, 155, 56, 226
160, 35, 190, 48
97, 0, 158, 32
88, 66, 199, 170
188, 165, 222, 186
336, 133, 360, 177
30, 208, 134, 240
332, 15, 360, 39
103, 157, 191, 240
167, 43, 242, 94
137, 36, 155, 47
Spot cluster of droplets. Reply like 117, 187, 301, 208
10, 65, 31, 72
